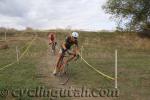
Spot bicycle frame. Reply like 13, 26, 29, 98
50, 42, 57, 55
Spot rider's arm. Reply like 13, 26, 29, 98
48, 33, 52, 45
75, 41, 80, 55
72, 42, 80, 61
61, 42, 67, 50
54, 34, 56, 42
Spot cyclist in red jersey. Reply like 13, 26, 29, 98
48, 32, 57, 54
48, 32, 56, 45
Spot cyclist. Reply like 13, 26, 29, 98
53, 32, 80, 75
48, 32, 57, 54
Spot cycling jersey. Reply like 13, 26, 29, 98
59, 36, 78, 54
48, 33, 55, 41
51, 34, 54, 41
64, 36, 78, 50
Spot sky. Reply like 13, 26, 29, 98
0, 0, 116, 31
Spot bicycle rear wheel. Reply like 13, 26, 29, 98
59, 63, 70, 85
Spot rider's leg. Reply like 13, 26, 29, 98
53, 49, 63, 75
63, 54, 76, 68
51, 41, 54, 53
53, 52, 61, 75
53, 42, 57, 55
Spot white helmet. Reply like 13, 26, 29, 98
72, 32, 79, 38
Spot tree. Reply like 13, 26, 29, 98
103, 0, 150, 32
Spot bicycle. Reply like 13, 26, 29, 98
56, 50, 79, 85
50, 42, 57, 55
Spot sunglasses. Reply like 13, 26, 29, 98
73, 37, 78, 40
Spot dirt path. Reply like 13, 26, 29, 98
37, 46, 69, 88
36, 38, 66, 88
36, 38, 114, 100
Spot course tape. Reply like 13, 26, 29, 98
79, 53, 115, 80
0, 36, 37, 71
19, 36, 37, 60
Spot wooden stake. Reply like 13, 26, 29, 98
115, 49, 118, 88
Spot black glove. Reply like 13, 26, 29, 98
62, 48, 67, 53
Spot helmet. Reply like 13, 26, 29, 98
72, 32, 79, 38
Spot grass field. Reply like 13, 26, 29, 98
0, 31, 150, 100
